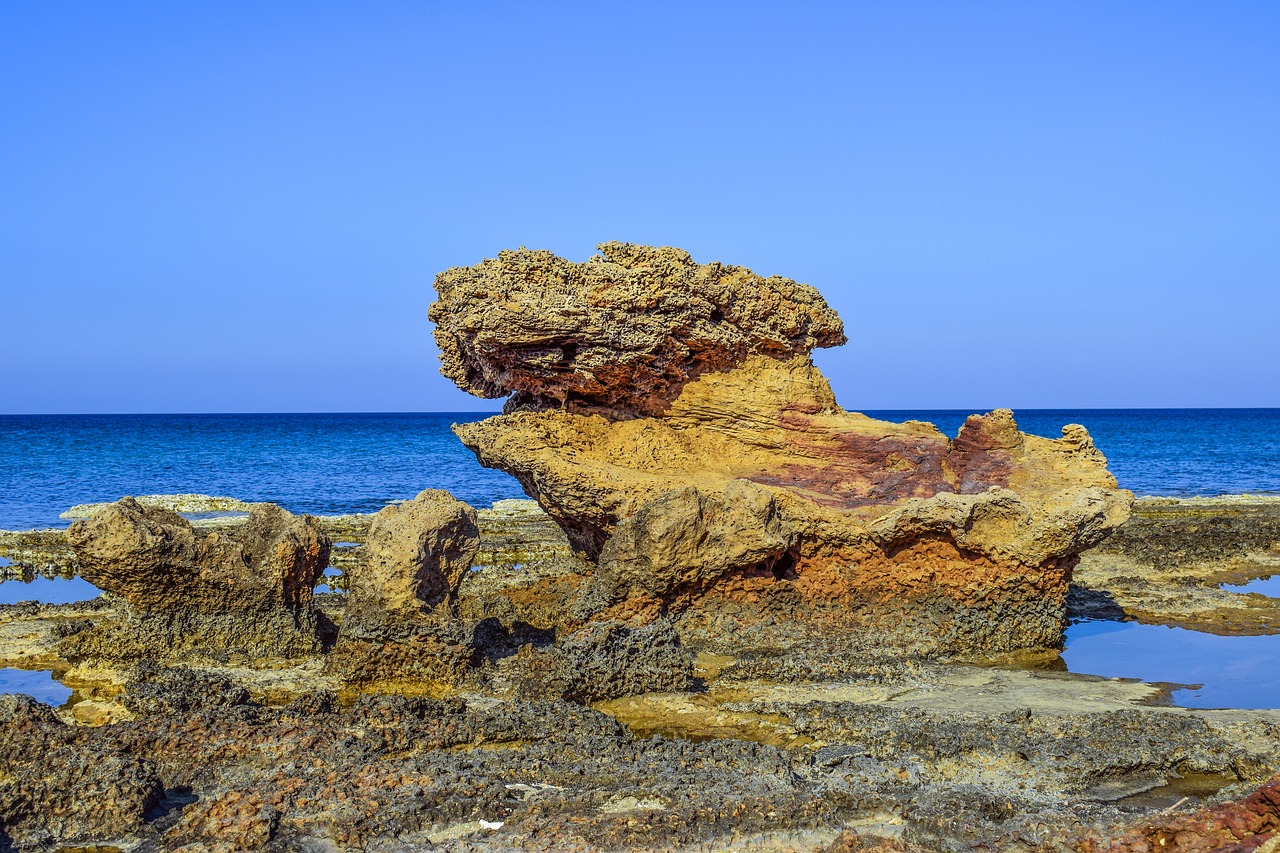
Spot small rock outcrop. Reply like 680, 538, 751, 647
431, 244, 1133, 655
62, 498, 332, 662
342, 489, 480, 638
328, 490, 480, 689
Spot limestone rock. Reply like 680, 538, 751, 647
1092, 772, 1280, 853
594, 479, 795, 603
122, 661, 252, 716
341, 489, 480, 639
62, 498, 332, 662
0, 697, 164, 846
429, 242, 845, 416
432, 246, 1133, 656
329, 490, 479, 690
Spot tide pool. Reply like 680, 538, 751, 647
0, 575, 103, 605
1063, 620, 1280, 709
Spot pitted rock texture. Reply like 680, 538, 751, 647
341, 489, 480, 640
594, 479, 794, 603
497, 618, 694, 703
328, 490, 480, 690
1082, 773, 1280, 853
67, 498, 328, 615
62, 498, 332, 662
432, 246, 1133, 655
429, 242, 846, 416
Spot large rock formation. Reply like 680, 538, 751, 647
63, 498, 333, 662
431, 244, 1133, 655
327, 490, 480, 690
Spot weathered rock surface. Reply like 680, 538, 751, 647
1082, 773, 1280, 853
60, 493, 257, 519
496, 618, 694, 703
62, 498, 332, 662
327, 490, 480, 691
3, 658, 1279, 852
433, 245, 1132, 655
1073, 496, 1280, 634
429, 241, 846, 416
341, 489, 480, 638
2, 494, 1280, 851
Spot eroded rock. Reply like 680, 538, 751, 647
498, 618, 694, 703
62, 498, 332, 662
593, 479, 794, 605
430, 241, 846, 416
342, 489, 480, 638
328, 490, 480, 690
432, 245, 1133, 656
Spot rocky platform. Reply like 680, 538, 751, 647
1, 495, 1279, 851
431, 244, 1131, 656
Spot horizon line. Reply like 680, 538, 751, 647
2, 407, 1278, 417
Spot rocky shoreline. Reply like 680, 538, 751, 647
0, 494, 1278, 851
1, 244, 1276, 852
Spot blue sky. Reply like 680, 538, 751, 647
2, 2, 1276, 413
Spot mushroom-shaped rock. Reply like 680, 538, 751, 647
429, 242, 846, 416
431, 245, 1134, 656
62, 498, 332, 662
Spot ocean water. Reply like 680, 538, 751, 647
1, 409, 1276, 531
0, 412, 525, 530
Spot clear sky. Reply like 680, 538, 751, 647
2, 2, 1276, 413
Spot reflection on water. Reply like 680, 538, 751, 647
315, 566, 345, 594
1221, 575, 1280, 598
0, 575, 103, 605
1064, 620, 1280, 709
0, 555, 11, 567
0, 668, 72, 705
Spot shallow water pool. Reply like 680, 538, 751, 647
1063, 620, 1280, 709
0, 574, 103, 605
0, 668, 72, 705
1221, 575, 1280, 597
315, 566, 345, 594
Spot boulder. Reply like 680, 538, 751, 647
429, 241, 845, 416
431, 245, 1133, 656
62, 498, 332, 662
328, 490, 480, 690
341, 489, 480, 639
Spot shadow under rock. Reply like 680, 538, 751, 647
468, 617, 557, 667
1067, 584, 1129, 623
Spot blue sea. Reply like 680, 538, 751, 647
1, 409, 1277, 531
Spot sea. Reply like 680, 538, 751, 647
2, 408, 1279, 709
2, 409, 1277, 531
